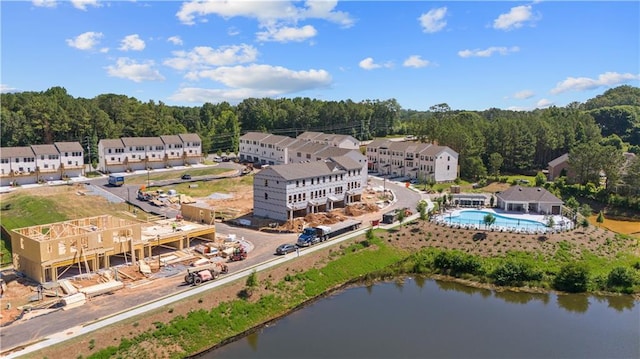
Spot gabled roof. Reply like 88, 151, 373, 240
277, 137, 298, 148
296, 141, 329, 154
366, 138, 392, 149
315, 147, 355, 159
160, 135, 182, 145
99, 139, 125, 148
296, 131, 323, 141
179, 133, 201, 143
121, 137, 164, 146
262, 134, 293, 145
329, 155, 362, 170
257, 160, 347, 181
0, 146, 35, 159
31, 144, 58, 155
241, 132, 272, 141
497, 185, 562, 203
420, 144, 456, 158
548, 153, 569, 167
54, 142, 83, 152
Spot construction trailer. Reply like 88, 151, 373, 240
10, 214, 216, 283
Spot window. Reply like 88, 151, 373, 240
264, 179, 268, 187
264, 193, 269, 200
447, 165, 450, 170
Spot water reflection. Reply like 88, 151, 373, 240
593, 294, 637, 312
434, 278, 492, 298
557, 293, 590, 313
494, 290, 550, 306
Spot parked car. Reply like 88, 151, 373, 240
181, 174, 192, 180
275, 243, 297, 255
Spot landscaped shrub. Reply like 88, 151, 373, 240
491, 260, 542, 286
553, 263, 590, 293
434, 250, 481, 276
606, 266, 636, 291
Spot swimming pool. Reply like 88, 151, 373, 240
437, 209, 549, 231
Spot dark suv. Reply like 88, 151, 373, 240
181, 174, 192, 180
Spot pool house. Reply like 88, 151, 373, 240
496, 186, 563, 215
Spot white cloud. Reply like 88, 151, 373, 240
403, 55, 430, 68
513, 90, 535, 99
551, 72, 640, 94
419, 7, 447, 33
66, 31, 103, 51
257, 25, 317, 42
0, 84, 19, 93
176, 1, 352, 43
536, 98, 553, 108
458, 46, 520, 58
164, 44, 258, 71
228, 27, 240, 36
188, 64, 332, 93
71, 0, 101, 11
32, 0, 56, 8
106, 58, 165, 82
119, 34, 146, 51
176, 0, 353, 27
493, 5, 537, 31
359, 57, 381, 70
168, 36, 183, 46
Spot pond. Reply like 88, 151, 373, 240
205, 278, 638, 358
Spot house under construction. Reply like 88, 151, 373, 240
10, 215, 216, 283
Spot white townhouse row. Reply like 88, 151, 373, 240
366, 139, 459, 183
98, 133, 202, 173
239, 131, 360, 166
0, 142, 84, 186
253, 155, 367, 221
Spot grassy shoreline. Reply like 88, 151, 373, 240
34, 225, 637, 359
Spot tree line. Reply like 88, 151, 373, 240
1, 85, 638, 188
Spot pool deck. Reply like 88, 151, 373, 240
435, 207, 573, 233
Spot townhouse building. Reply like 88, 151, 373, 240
253, 155, 367, 221
179, 133, 203, 165
238, 131, 361, 166
1, 142, 85, 186
98, 134, 202, 173
159, 135, 185, 167
55, 141, 84, 178
0, 147, 37, 186
296, 131, 360, 150
366, 139, 458, 182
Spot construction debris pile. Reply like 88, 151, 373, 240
344, 203, 380, 216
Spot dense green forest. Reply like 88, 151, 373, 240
1, 85, 639, 186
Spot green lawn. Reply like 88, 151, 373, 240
125, 167, 231, 186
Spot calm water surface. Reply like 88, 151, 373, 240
205, 278, 639, 359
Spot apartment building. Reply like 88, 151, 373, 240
253, 155, 367, 221
239, 131, 361, 166
366, 139, 458, 182
98, 134, 202, 173
1, 142, 85, 186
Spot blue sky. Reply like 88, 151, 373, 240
1, 1, 639, 111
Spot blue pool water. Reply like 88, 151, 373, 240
439, 210, 548, 230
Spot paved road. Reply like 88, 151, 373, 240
0, 172, 425, 357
